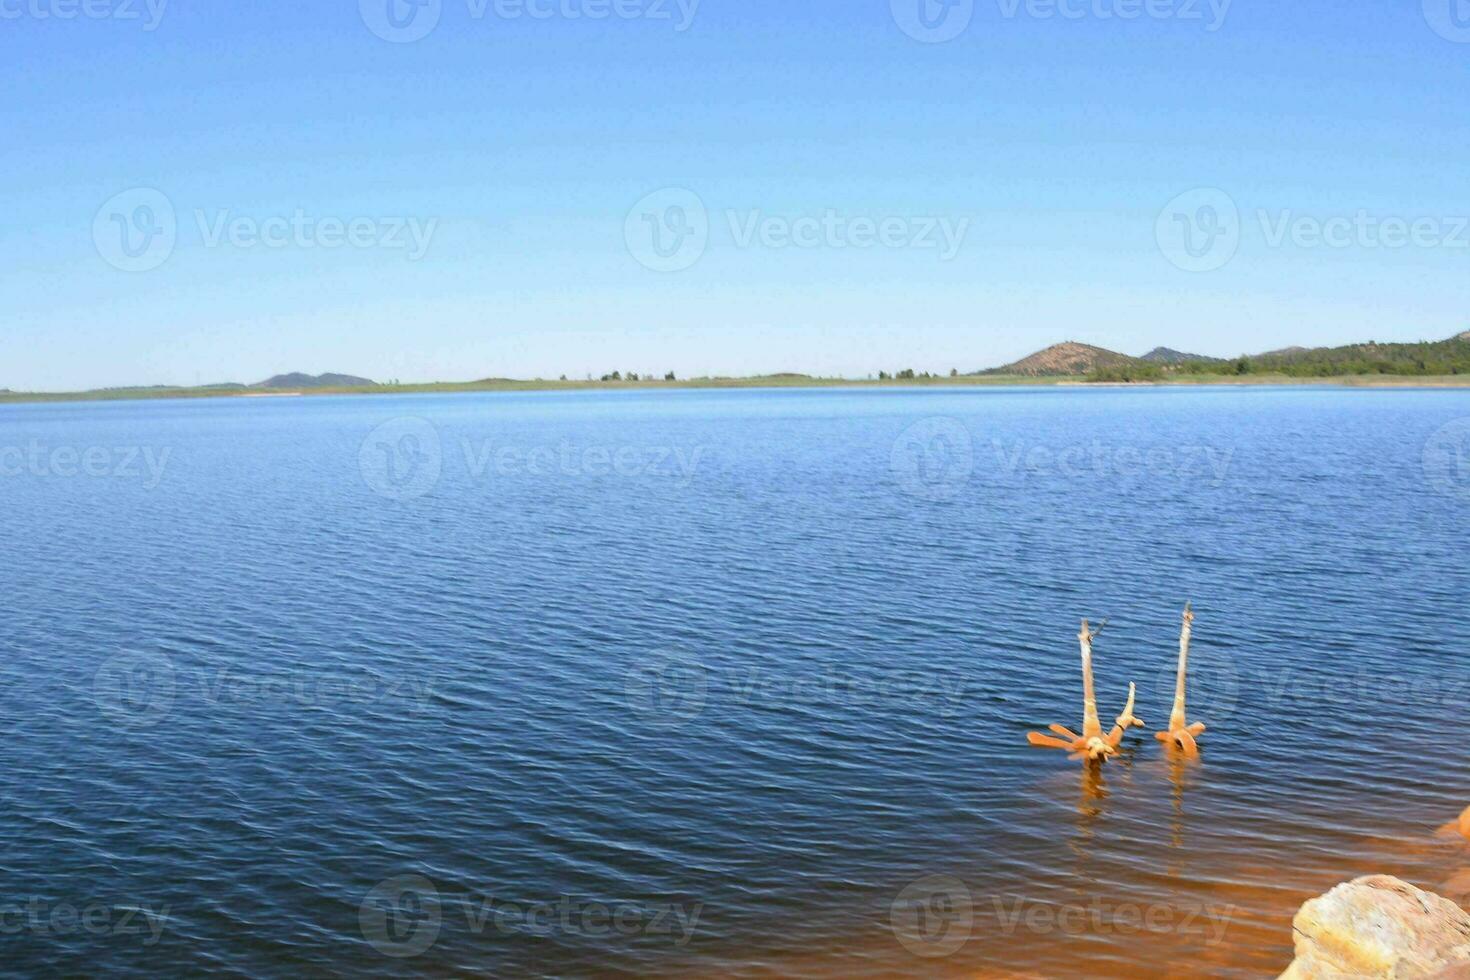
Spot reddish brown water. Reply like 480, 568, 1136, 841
738, 756, 1470, 979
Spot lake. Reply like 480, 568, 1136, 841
2, 386, 1468, 977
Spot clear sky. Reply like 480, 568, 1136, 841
3, 0, 1468, 390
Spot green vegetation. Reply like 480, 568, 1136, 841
1086, 363, 1166, 383
1085, 333, 1470, 383
8, 334, 1470, 405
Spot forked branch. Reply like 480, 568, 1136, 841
1026, 618, 1142, 764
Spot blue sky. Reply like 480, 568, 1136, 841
3, 0, 1469, 389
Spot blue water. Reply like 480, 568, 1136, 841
2, 386, 1469, 978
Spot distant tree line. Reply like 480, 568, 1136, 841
596, 372, 679, 382
1087, 335, 1470, 382
875, 369, 961, 380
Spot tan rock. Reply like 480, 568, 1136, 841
1279, 876, 1470, 979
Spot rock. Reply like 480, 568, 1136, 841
1279, 876, 1470, 979
1460, 807, 1470, 841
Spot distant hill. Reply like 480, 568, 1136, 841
987, 332, 1470, 382
253, 373, 376, 389
1091, 331, 1470, 380
1176, 332, 1470, 378
984, 342, 1139, 377
1141, 347, 1222, 365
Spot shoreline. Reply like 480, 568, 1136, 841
3, 373, 1470, 406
